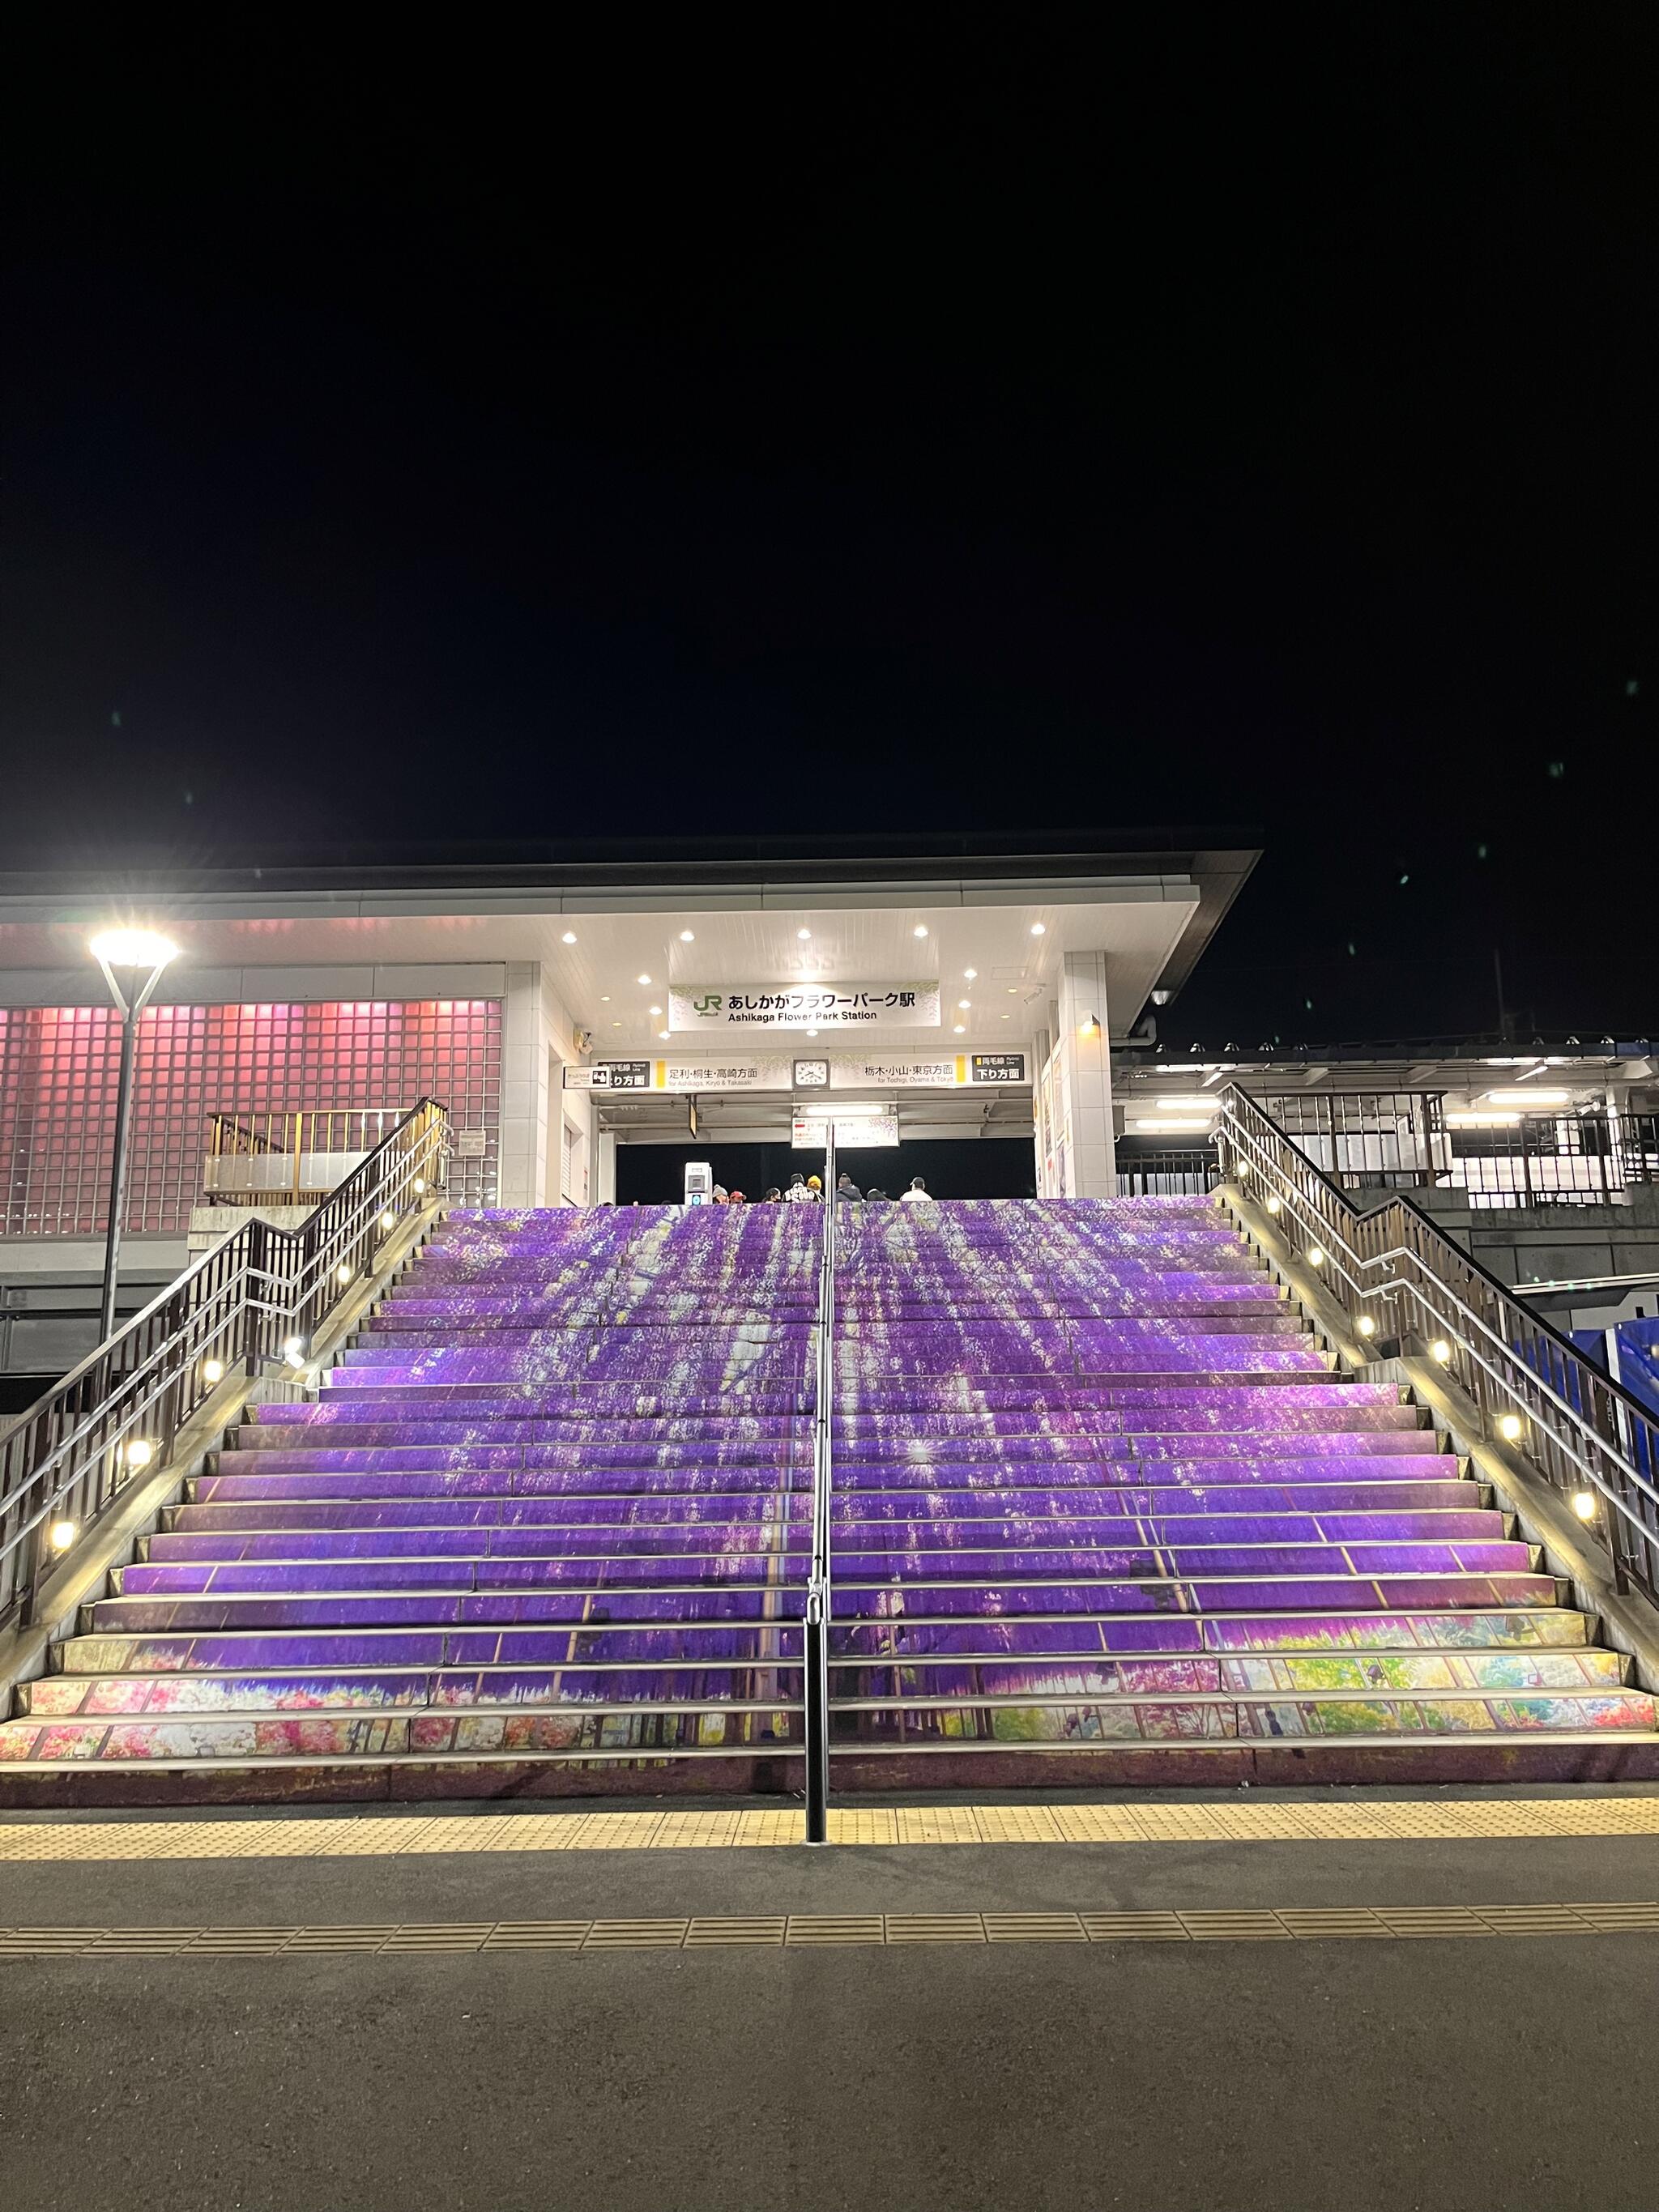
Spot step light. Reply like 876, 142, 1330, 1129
380, 1211, 397, 1231
201, 1357, 224, 1386
1307, 1246, 1325, 1267
1265, 1196, 1282, 1216
1497, 1413, 1525, 1443
1431, 1339, 1452, 1364
1355, 1314, 1376, 1336
412, 1178, 426, 1195
284, 1336, 308, 1367
49, 1519, 78, 1553
1572, 1490, 1597, 1521
123, 1438, 154, 1470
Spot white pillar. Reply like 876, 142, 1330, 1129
499, 961, 552, 1208
596, 1129, 618, 1204
1047, 953, 1116, 1199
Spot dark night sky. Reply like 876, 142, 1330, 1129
2, 14, 1653, 1045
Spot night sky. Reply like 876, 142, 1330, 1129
2, 16, 1653, 1046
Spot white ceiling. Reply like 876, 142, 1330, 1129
0, 884, 1200, 1048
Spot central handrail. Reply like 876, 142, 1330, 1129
804, 1126, 838, 1842
1216, 1085, 1659, 1608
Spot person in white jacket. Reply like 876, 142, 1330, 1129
898, 1175, 934, 1204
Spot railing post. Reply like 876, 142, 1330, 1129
804, 1125, 837, 1843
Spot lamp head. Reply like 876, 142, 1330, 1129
90, 928, 180, 970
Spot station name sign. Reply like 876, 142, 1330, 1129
667, 982, 940, 1032
564, 1051, 1027, 1093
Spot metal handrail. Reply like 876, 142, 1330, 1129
804, 1126, 838, 1842
1216, 1085, 1659, 1607
0, 1098, 450, 1630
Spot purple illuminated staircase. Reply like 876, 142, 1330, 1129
1, 1196, 1653, 1801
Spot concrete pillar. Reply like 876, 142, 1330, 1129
1045, 953, 1117, 1199
499, 962, 552, 1208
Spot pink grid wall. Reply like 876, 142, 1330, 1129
0, 999, 501, 1234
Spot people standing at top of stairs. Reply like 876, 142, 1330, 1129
837, 1172, 864, 1204
899, 1175, 933, 1204
784, 1174, 821, 1203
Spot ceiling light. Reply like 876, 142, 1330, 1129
1030, 923, 1046, 936
953, 1024, 966, 1034
963, 968, 977, 980
958, 999, 971, 1009
648, 1005, 662, 1015
612, 1021, 621, 1027
797, 928, 812, 940
658, 1029, 670, 1040
637, 974, 651, 986
561, 931, 578, 944
599, 995, 610, 1002
1133, 1118, 1214, 1132
1000, 1014, 1009, 1021
1446, 1110, 1522, 1127
1484, 1089, 1570, 1107
805, 1028, 817, 1038
89, 927, 181, 970
679, 930, 695, 942
1155, 1098, 1216, 1111
913, 925, 929, 939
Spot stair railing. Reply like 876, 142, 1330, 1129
804, 1125, 838, 1842
0, 1098, 450, 1631
1216, 1085, 1659, 1608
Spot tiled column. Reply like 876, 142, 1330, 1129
499, 963, 552, 1208
1047, 953, 1116, 1198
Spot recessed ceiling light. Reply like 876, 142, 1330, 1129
1000, 1013, 1010, 1021
1030, 923, 1047, 936
953, 1024, 966, 1034
957, 998, 970, 1009
1007, 987, 1018, 995
561, 931, 578, 944
797, 928, 812, 940
611, 1020, 621, 1027
658, 1029, 669, 1040
913, 925, 928, 939
648, 1005, 662, 1015
963, 968, 977, 980
679, 930, 695, 942
805, 1028, 817, 1038
599, 995, 610, 1002
637, 974, 651, 986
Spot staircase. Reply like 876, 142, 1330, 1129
1, 1196, 1654, 1802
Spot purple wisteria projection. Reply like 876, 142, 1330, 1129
2, 1196, 1653, 1793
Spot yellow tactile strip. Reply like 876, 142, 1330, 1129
2, 1796, 1658, 1861
1, 1902, 1656, 1960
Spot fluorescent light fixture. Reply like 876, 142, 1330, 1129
1446, 1110, 1522, 1127
89, 927, 180, 969
802, 1099, 890, 1119
1154, 1097, 1217, 1111
1483, 1089, 1570, 1107
1133, 1118, 1214, 1132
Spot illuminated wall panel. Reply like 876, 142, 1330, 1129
0, 999, 500, 1234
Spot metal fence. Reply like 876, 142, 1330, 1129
1252, 1093, 1659, 1208
1217, 1086, 1659, 1609
0, 1100, 449, 1629
203, 1107, 423, 1204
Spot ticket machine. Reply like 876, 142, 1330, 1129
683, 1161, 714, 1207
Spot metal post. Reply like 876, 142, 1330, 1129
804, 1124, 837, 1842
97, 1003, 139, 1345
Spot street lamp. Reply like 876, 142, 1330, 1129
89, 928, 180, 1341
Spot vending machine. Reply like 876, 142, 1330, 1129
683, 1161, 714, 1207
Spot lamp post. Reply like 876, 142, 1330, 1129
89, 928, 181, 1343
